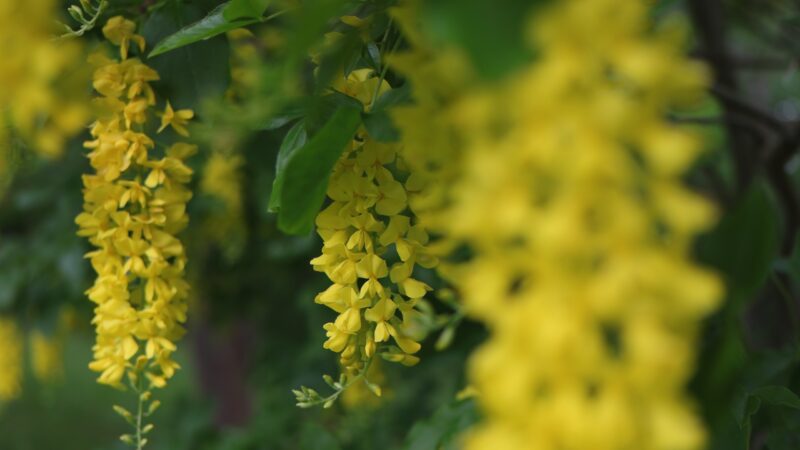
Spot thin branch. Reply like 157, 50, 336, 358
710, 86, 789, 137
688, 0, 760, 193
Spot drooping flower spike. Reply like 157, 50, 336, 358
76, 16, 194, 448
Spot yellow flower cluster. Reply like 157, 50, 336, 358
226, 28, 260, 101
311, 70, 438, 377
201, 152, 243, 221
201, 151, 246, 259
0, 0, 88, 164
30, 307, 78, 384
386, 7, 476, 256
76, 17, 194, 390
395, 2, 722, 449
30, 329, 64, 382
0, 318, 22, 401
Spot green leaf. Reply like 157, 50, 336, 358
404, 399, 478, 450
141, 5, 232, 109
314, 28, 364, 95
148, 3, 259, 58
365, 41, 381, 70
736, 385, 800, 443
305, 91, 363, 135
299, 422, 342, 450
421, 0, 546, 80
362, 110, 398, 142
277, 107, 362, 235
372, 83, 411, 111
283, 0, 350, 64
269, 120, 308, 212
223, 0, 270, 21
258, 104, 306, 130
777, 231, 800, 283
752, 385, 800, 410
696, 182, 779, 304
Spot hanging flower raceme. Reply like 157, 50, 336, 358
30, 329, 64, 382
0, 0, 89, 170
75, 16, 194, 445
299, 69, 438, 406
0, 317, 22, 401
394, 2, 722, 450
200, 150, 246, 260
29, 306, 80, 384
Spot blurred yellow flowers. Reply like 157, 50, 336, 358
0, 318, 22, 401
393, 1, 722, 449
0, 0, 89, 169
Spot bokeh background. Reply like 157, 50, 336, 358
3, 1, 800, 449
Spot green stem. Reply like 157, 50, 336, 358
309, 355, 376, 407
771, 272, 800, 338
260, 8, 289, 23
368, 21, 402, 111
55, 0, 108, 40
134, 373, 145, 450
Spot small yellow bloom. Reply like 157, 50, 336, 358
158, 101, 194, 137
102, 16, 146, 60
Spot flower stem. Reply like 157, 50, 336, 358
134, 374, 145, 450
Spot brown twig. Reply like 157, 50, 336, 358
688, 0, 760, 193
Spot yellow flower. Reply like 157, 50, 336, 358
0, 318, 22, 400
158, 101, 195, 137
102, 16, 146, 60
200, 151, 247, 259
332, 68, 390, 110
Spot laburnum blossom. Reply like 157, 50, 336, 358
102, 15, 146, 60
158, 102, 195, 137
76, 17, 194, 393
0, 318, 22, 400
310, 69, 438, 383
393, 2, 722, 450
